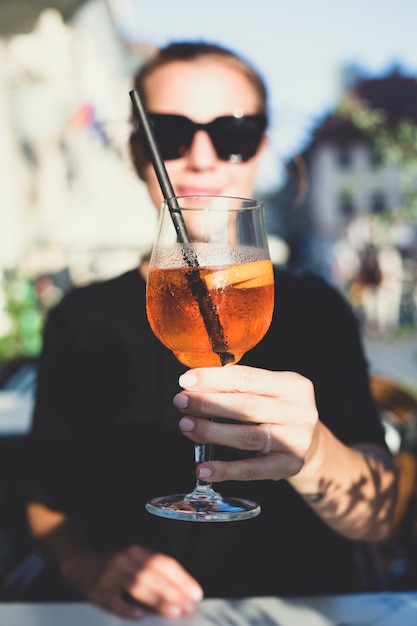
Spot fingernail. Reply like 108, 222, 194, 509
179, 417, 195, 432
190, 587, 203, 602
174, 393, 189, 409
179, 372, 197, 388
198, 466, 213, 479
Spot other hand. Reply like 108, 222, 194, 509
60, 545, 203, 619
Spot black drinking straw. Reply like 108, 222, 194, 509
129, 90, 191, 245
129, 89, 234, 365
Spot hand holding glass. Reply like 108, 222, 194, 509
146, 195, 274, 521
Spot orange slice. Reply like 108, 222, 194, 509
204, 260, 273, 290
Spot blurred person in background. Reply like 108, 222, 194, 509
4, 41, 397, 620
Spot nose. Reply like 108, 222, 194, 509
186, 130, 218, 169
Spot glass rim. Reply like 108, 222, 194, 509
162, 195, 264, 211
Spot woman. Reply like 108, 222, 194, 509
19, 41, 396, 620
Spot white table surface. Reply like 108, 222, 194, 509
1, 592, 417, 626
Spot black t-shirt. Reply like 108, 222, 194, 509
26, 266, 386, 597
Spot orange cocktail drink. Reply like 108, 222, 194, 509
147, 259, 274, 368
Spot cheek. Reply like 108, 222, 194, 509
228, 163, 259, 196
164, 161, 184, 194
144, 166, 165, 208
145, 162, 184, 206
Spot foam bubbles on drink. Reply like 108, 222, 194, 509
151, 243, 269, 269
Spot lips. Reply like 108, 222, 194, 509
176, 187, 222, 196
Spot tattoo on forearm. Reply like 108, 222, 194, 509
302, 492, 325, 503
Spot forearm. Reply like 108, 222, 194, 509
26, 502, 93, 566
287, 423, 398, 542
26, 502, 203, 619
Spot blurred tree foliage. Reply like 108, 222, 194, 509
0, 270, 49, 366
337, 93, 417, 224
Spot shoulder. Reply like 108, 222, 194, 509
274, 266, 350, 310
61, 268, 142, 305
48, 269, 145, 325
271, 266, 360, 344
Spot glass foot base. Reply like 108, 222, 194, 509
145, 493, 261, 522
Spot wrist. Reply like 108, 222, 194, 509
287, 421, 328, 497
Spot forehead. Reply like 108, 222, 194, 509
143, 59, 261, 120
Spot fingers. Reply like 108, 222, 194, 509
179, 416, 279, 455
195, 453, 303, 482
175, 366, 316, 425
179, 365, 308, 397
175, 387, 285, 424
179, 417, 304, 482
125, 549, 203, 618
82, 546, 203, 620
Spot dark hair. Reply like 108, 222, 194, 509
129, 40, 269, 179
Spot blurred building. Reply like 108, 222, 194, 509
0, 0, 157, 306
266, 68, 417, 332
278, 69, 417, 275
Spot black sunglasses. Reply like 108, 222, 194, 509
138, 113, 267, 162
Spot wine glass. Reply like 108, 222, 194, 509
145, 195, 274, 521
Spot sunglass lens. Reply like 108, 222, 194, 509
150, 115, 194, 160
211, 116, 265, 162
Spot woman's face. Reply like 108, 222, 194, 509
142, 59, 267, 210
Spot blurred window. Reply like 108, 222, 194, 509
337, 148, 352, 169
370, 148, 383, 168
370, 191, 386, 214
339, 190, 355, 217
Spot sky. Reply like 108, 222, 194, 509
114, 0, 417, 188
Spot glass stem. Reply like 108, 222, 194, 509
194, 442, 213, 491
185, 419, 222, 501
